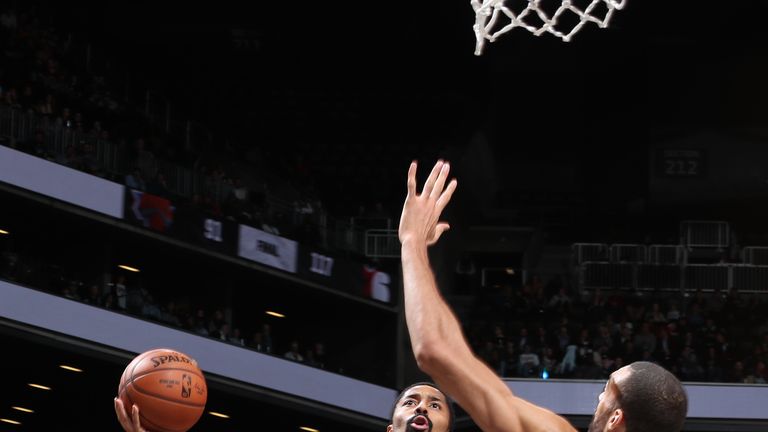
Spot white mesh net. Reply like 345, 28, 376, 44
471, 0, 628, 55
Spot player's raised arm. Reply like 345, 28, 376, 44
398, 160, 576, 432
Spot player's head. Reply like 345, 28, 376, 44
588, 361, 687, 432
388, 382, 454, 432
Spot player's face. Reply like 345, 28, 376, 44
587, 379, 614, 432
387, 385, 450, 432
588, 366, 629, 432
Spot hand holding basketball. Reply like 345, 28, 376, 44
114, 398, 147, 432
116, 348, 207, 432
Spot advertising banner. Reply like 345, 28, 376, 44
297, 246, 396, 305
238, 225, 298, 273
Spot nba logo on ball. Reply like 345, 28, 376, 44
119, 348, 208, 432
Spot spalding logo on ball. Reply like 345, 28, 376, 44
119, 348, 208, 432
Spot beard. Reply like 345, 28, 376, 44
587, 407, 612, 432
405, 414, 433, 432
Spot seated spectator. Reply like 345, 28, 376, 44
228, 327, 245, 346
305, 341, 327, 369
125, 168, 146, 191
548, 286, 572, 310
518, 345, 540, 377
146, 171, 170, 198
284, 340, 304, 362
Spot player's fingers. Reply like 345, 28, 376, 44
407, 161, 417, 197
429, 223, 451, 245
114, 398, 123, 421
132, 404, 144, 431
430, 162, 451, 200
421, 160, 444, 197
436, 179, 457, 212
114, 398, 132, 431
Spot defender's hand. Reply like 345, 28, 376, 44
398, 160, 457, 247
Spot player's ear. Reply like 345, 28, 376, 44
606, 408, 624, 430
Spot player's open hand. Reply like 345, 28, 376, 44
399, 160, 457, 247
114, 398, 147, 432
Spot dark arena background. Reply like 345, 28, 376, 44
2, 0, 768, 430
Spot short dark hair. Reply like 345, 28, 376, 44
390, 382, 455, 432
617, 362, 688, 432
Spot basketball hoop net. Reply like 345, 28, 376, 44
471, 0, 628, 55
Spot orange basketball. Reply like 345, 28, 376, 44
118, 348, 207, 432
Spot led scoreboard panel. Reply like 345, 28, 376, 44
654, 148, 707, 178
649, 135, 768, 205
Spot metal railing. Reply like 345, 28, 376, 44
0, 105, 387, 257
731, 264, 768, 293
578, 262, 768, 293
364, 229, 400, 258
0, 27, 385, 260
0, 105, 206, 197
637, 264, 681, 291
580, 262, 635, 290
683, 264, 729, 292
0, 106, 123, 176
572, 243, 609, 265
680, 220, 730, 249
128, 90, 214, 152
609, 244, 647, 263
648, 244, 684, 265
742, 247, 768, 266
573, 231, 768, 294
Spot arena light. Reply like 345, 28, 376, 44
0, 229, 9, 235
265, 311, 285, 318
28, 383, 52, 391
300, 427, 320, 432
11, 407, 33, 413
118, 264, 140, 272
0, 418, 21, 425
59, 365, 83, 372
208, 411, 230, 419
